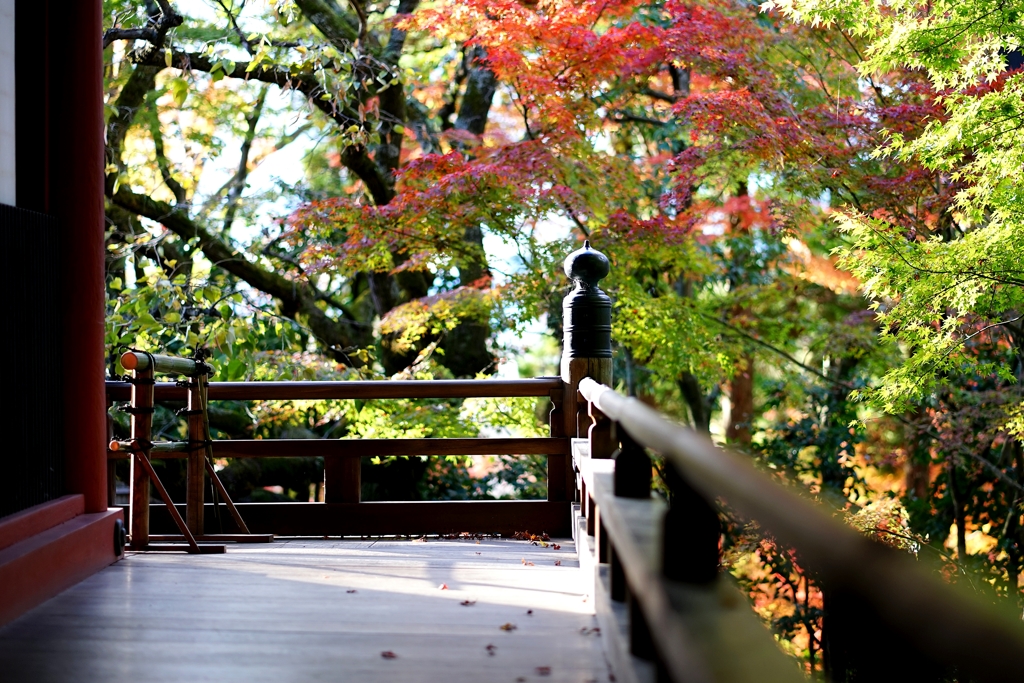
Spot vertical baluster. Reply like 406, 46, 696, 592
613, 425, 652, 498
547, 383, 568, 501
128, 363, 154, 549
609, 544, 626, 602
628, 588, 655, 660
325, 456, 360, 504
661, 461, 720, 583
588, 402, 615, 459
186, 378, 205, 536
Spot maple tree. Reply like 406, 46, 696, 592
101, 0, 1023, 676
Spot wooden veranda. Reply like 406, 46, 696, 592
4, 242, 1024, 682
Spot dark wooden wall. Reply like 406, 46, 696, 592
0, 204, 64, 517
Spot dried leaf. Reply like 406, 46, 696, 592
346, 589, 357, 594
485, 644, 497, 656
500, 622, 517, 631
460, 600, 476, 606
526, 609, 533, 615
438, 583, 449, 590
381, 651, 398, 659
554, 560, 562, 566
475, 551, 481, 555
552, 544, 561, 550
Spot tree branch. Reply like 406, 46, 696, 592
129, 48, 394, 203
110, 185, 370, 361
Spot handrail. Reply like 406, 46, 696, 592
578, 377, 1024, 682
105, 378, 562, 402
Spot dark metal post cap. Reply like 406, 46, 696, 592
564, 240, 610, 287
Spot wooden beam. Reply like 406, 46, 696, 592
135, 501, 572, 537
105, 378, 563, 402
212, 437, 569, 458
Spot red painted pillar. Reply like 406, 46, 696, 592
53, 0, 107, 513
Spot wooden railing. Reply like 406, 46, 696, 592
106, 374, 574, 543
574, 377, 1024, 683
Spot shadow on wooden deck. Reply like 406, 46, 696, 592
0, 539, 611, 683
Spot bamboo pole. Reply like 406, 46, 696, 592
110, 440, 189, 454
120, 351, 208, 377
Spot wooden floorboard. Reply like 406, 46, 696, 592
0, 539, 611, 683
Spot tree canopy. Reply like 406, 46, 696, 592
101, 0, 1024, 676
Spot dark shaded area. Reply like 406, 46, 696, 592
0, 206, 64, 517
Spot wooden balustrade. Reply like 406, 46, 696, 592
105, 376, 576, 539
575, 377, 1024, 683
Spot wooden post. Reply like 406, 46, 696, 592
128, 365, 154, 549
559, 241, 614, 498
186, 380, 205, 536
106, 402, 116, 507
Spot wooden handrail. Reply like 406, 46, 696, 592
577, 377, 1024, 682
105, 378, 562, 402
108, 437, 568, 460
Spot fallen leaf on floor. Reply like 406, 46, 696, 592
521, 558, 535, 566
346, 589, 357, 594
413, 536, 427, 543
381, 651, 398, 659
542, 533, 550, 541
526, 609, 533, 616
439, 583, 449, 590
500, 623, 517, 631
536, 666, 552, 675
476, 540, 480, 544
461, 600, 476, 606
554, 560, 562, 566
552, 544, 561, 550
475, 552, 481, 555
485, 644, 496, 656
580, 627, 601, 636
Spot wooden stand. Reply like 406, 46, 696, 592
120, 350, 271, 552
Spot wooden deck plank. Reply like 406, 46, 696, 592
0, 539, 611, 683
